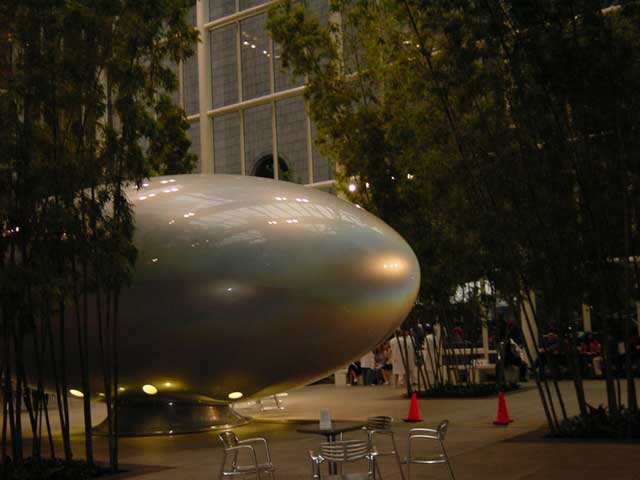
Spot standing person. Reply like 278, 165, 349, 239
381, 341, 393, 385
389, 334, 407, 388
360, 350, 375, 386
422, 324, 437, 386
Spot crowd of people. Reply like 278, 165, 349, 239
538, 328, 640, 378
345, 316, 640, 388
347, 329, 438, 387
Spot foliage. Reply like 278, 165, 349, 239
416, 382, 519, 399
554, 405, 640, 440
268, 0, 640, 432
2, 458, 104, 480
0, 0, 197, 470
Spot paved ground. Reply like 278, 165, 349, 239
16, 379, 640, 479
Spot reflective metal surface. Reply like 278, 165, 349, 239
92, 392, 249, 436
55, 175, 421, 402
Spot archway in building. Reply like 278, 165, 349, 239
252, 155, 290, 180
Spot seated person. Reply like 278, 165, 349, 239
451, 323, 465, 347
347, 361, 362, 385
579, 333, 603, 377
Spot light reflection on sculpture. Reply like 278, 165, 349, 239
59, 174, 420, 403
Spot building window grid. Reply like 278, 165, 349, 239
210, 24, 239, 109
203, 0, 332, 184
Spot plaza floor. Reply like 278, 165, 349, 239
21, 380, 640, 479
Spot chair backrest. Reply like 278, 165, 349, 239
219, 431, 239, 449
437, 420, 449, 440
365, 415, 392, 431
319, 440, 370, 463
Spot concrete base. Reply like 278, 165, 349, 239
92, 392, 249, 436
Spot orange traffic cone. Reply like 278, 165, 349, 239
404, 392, 422, 422
493, 391, 513, 425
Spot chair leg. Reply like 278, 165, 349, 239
374, 459, 382, 480
219, 453, 227, 480
440, 441, 455, 480
390, 435, 406, 480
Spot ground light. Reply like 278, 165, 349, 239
143, 384, 158, 395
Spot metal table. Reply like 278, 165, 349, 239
297, 422, 364, 474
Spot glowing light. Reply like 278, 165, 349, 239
142, 183, 149, 187
228, 391, 243, 400
365, 182, 370, 188
139, 196, 147, 200
243, 41, 249, 45
163, 189, 171, 193
348, 184, 357, 192
69, 389, 84, 398
262, 50, 267, 55
286, 219, 299, 224
143, 384, 158, 395
268, 220, 278, 225
148, 193, 156, 197
183, 212, 195, 218
168, 179, 176, 183
118, 387, 126, 392
274, 196, 287, 201
161, 180, 169, 184
164, 382, 172, 387
152, 258, 158, 263
251, 44, 256, 49
407, 173, 414, 180
295, 198, 309, 203
170, 187, 179, 192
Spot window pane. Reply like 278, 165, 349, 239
183, 4, 200, 115
211, 25, 239, 109
239, 0, 269, 10
304, 0, 329, 25
274, 42, 304, 92
276, 96, 308, 184
244, 103, 273, 176
213, 112, 242, 174
210, 0, 235, 21
311, 122, 333, 182
187, 2, 197, 25
187, 121, 201, 172
240, 14, 271, 100
183, 52, 200, 115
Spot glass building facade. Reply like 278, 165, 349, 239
175, 0, 334, 187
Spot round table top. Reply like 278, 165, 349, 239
296, 422, 364, 436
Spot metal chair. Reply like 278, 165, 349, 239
364, 416, 405, 480
404, 420, 455, 480
218, 431, 276, 480
309, 440, 378, 479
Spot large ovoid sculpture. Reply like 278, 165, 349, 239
60, 174, 420, 434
